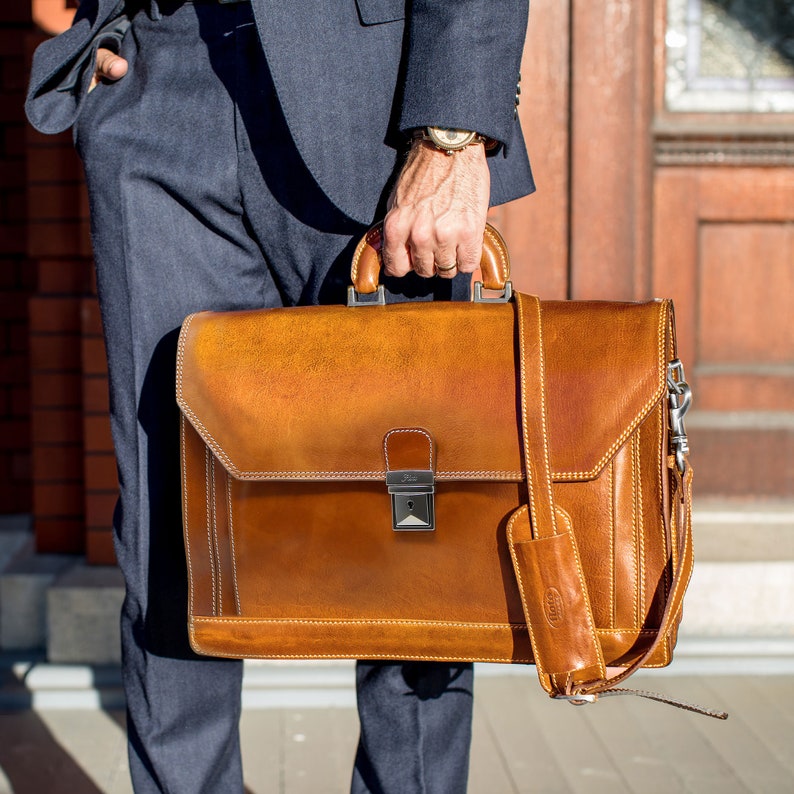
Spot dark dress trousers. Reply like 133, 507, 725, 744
27, 2, 534, 792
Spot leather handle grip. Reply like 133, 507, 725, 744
350, 222, 511, 295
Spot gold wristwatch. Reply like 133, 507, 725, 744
414, 126, 497, 154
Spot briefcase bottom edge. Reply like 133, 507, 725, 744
188, 616, 675, 668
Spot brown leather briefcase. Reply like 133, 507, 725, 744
177, 226, 724, 716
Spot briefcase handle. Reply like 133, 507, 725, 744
348, 222, 512, 306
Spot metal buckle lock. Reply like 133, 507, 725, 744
667, 359, 692, 473
386, 470, 435, 531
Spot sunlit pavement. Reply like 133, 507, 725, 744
0, 640, 792, 793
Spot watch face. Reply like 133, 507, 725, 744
427, 127, 478, 150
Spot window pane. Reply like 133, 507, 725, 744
666, 0, 794, 112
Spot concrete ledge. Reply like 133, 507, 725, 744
680, 561, 794, 638
0, 548, 73, 650
477, 636, 794, 678
46, 564, 124, 665
242, 659, 357, 709
0, 657, 358, 711
0, 518, 76, 652
2, 639, 793, 711
692, 499, 794, 561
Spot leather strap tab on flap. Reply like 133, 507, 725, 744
507, 505, 606, 688
383, 428, 435, 473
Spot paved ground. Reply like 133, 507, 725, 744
0, 663, 791, 793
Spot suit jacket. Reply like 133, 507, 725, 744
26, 0, 533, 224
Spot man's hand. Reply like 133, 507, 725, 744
88, 47, 129, 92
382, 140, 490, 280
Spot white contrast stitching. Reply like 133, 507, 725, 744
632, 434, 641, 627
608, 461, 615, 629
192, 649, 536, 663
657, 402, 669, 626
181, 416, 195, 622
211, 456, 222, 617
532, 297, 557, 534
515, 297, 539, 537
483, 224, 510, 283
204, 446, 217, 616
526, 299, 607, 682
227, 475, 242, 616
350, 225, 381, 286
194, 616, 530, 630
555, 506, 573, 534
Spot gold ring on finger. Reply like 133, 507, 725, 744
435, 262, 458, 273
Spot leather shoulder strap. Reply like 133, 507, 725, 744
507, 293, 606, 695
508, 294, 728, 719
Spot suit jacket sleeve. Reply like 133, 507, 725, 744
399, 0, 528, 150
26, 0, 127, 134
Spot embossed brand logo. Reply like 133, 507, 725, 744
401, 473, 419, 483
543, 587, 564, 628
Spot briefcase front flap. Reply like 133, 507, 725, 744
176, 299, 670, 482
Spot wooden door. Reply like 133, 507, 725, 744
504, 0, 794, 498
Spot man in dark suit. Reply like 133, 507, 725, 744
27, 1, 533, 791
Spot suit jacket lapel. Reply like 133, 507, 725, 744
251, 0, 405, 223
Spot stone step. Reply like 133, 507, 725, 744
680, 561, 794, 638
692, 498, 794, 561
1, 500, 792, 665
0, 516, 75, 652
683, 500, 794, 637
46, 563, 124, 665
688, 411, 794, 497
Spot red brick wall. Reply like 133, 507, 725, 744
0, 2, 35, 516
81, 291, 117, 563
1, 1, 118, 563
25, 72, 112, 557
26, 122, 93, 553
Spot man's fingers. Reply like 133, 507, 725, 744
405, 223, 437, 278
410, 251, 436, 278
382, 215, 437, 278
381, 215, 412, 277
454, 231, 485, 274
90, 48, 129, 92
382, 240, 412, 278
382, 217, 484, 280
432, 240, 458, 279
96, 48, 129, 80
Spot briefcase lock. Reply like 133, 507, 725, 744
386, 470, 435, 531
